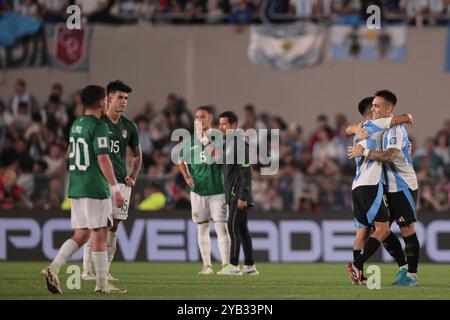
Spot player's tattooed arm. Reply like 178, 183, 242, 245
367, 148, 399, 163
390, 114, 413, 128
126, 145, 142, 187
348, 143, 398, 163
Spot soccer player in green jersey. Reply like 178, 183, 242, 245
41, 85, 126, 294
82, 80, 141, 282
178, 106, 231, 275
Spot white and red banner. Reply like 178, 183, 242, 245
46, 24, 91, 71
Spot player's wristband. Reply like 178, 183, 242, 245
363, 149, 370, 157
111, 184, 120, 193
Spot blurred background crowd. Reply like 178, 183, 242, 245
1, 79, 449, 212
1, 0, 450, 27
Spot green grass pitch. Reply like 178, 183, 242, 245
1, 262, 450, 300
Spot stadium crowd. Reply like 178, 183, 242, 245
1, 79, 449, 212
1, 0, 450, 26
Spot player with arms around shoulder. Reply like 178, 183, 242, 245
345, 92, 413, 285
82, 80, 141, 281
346, 96, 412, 285
41, 85, 126, 294
349, 90, 420, 286
178, 106, 231, 275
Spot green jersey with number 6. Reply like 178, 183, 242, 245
180, 135, 224, 196
68, 115, 111, 199
101, 115, 139, 184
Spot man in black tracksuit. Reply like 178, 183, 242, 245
217, 111, 258, 276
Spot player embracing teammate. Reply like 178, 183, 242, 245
347, 90, 420, 286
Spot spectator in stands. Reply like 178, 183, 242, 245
162, 93, 193, 131
334, 113, 348, 133
0, 138, 34, 170
284, 123, 306, 162
309, 113, 330, 151
241, 104, 256, 130
383, 0, 402, 13
293, 0, 315, 20
16, 0, 40, 18
332, 0, 361, 25
312, 0, 334, 18
418, 184, 447, 211
42, 94, 68, 140
67, 90, 84, 125
13, 102, 32, 135
8, 79, 39, 118
0, 99, 16, 145
0, 168, 31, 209
400, 0, 428, 25
42, 143, 65, 176
135, 115, 155, 170
229, 0, 254, 30
38, 0, 69, 23
435, 131, 450, 165
296, 182, 320, 212
414, 137, 445, 178
76, 0, 111, 23
308, 126, 340, 175
46, 177, 65, 209
207, 0, 225, 23
331, 124, 352, 167
427, 0, 446, 24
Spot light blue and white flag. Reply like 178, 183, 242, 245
248, 23, 326, 71
330, 24, 407, 62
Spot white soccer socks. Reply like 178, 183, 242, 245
50, 239, 79, 273
92, 250, 108, 290
107, 230, 117, 269
82, 238, 92, 273
197, 223, 212, 267
215, 221, 230, 266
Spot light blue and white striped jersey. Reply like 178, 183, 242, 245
352, 117, 392, 190
382, 125, 418, 192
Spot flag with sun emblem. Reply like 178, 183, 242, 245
330, 24, 407, 61
248, 23, 326, 71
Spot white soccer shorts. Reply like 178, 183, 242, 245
111, 183, 132, 220
71, 198, 112, 229
190, 192, 228, 223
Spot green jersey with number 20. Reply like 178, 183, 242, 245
68, 115, 111, 199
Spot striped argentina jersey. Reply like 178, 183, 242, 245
352, 117, 392, 190
382, 124, 418, 192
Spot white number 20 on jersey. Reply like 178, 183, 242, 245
69, 137, 90, 171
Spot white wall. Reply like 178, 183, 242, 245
1, 25, 449, 146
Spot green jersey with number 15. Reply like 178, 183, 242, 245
68, 115, 111, 199
101, 115, 139, 184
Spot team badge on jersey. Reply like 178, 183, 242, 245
390, 137, 397, 145
122, 129, 128, 139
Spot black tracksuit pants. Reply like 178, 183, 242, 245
228, 198, 254, 266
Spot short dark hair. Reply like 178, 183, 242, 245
195, 105, 213, 114
16, 79, 26, 88
219, 111, 238, 125
317, 114, 328, 122
81, 85, 106, 108
358, 96, 373, 116
374, 89, 397, 106
244, 104, 255, 113
107, 80, 132, 95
